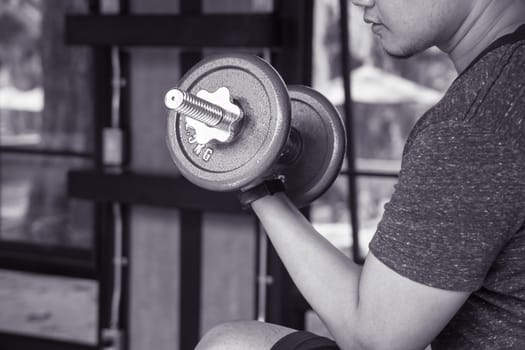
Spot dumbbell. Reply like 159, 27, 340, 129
164, 53, 346, 208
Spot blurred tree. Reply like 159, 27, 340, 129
0, 0, 41, 90
3, 0, 94, 247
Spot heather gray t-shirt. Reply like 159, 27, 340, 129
370, 26, 525, 349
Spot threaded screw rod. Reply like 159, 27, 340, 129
165, 88, 239, 129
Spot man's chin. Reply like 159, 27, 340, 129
379, 40, 426, 59
383, 48, 415, 59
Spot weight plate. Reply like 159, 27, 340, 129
278, 85, 346, 208
166, 54, 291, 192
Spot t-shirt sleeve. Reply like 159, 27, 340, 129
369, 121, 524, 292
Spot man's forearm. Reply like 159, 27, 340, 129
251, 193, 363, 348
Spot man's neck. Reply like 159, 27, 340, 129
439, 0, 525, 73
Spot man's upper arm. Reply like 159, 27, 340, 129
355, 252, 469, 350
346, 121, 524, 349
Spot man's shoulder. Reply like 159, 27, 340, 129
456, 39, 525, 150
407, 41, 525, 153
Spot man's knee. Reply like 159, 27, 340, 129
195, 320, 295, 350
196, 321, 242, 350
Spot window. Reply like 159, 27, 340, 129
0, 0, 97, 343
0, 0, 94, 248
310, 0, 456, 261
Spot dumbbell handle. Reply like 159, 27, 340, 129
165, 88, 302, 165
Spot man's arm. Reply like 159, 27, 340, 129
252, 193, 469, 350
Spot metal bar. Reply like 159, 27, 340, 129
0, 147, 93, 158
97, 202, 116, 349
340, 170, 400, 178
339, 0, 362, 263
90, 32, 113, 349
263, 0, 314, 330
179, 210, 202, 350
116, 11, 131, 350
92, 48, 111, 168
88, 0, 99, 12
0, 241, 94, 278
119, 0, 129, 14
0, 331, 96, 350
0, 240, 91, 259
265, 243, 289, 326
255, 51, 273, 324
254, 218, 269, 322
272, 0, 314, 84
120, 49, 131, 168
0, 251, 95, 280
67, 170, 244, 212
65, 15, 281, 48
180, 1, 204, 84
179, 3, 203, 348
119, 204, 130, 350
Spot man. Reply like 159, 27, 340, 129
196, 0, 525, 349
